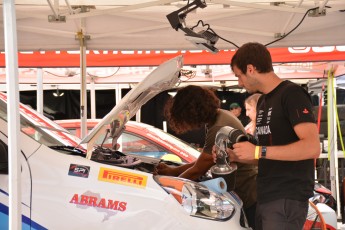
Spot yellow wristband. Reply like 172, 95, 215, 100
254, 146, 260, 159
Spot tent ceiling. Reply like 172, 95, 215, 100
0, 0, 345, 51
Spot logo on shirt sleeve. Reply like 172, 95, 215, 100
302, 108, 309, 114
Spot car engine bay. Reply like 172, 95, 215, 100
90, 146, 182, 174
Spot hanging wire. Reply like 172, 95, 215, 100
188, 6, 326, 49
44, 67, 121, 78
264, 7, 320, 47
44, 70, 77, 77
190, 20, 240, 48
208, 27, 239, 48
190, 20, 210, 30
87, 67, 120, 78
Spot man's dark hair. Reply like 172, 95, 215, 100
164, 85, 220, 134
231, 42, 274, 74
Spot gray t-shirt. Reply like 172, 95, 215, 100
203, 109, 245, 154
204, 109, 257, 208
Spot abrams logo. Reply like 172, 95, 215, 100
70, 193, 127, 212
98, 167, 147, 189
69, 191, 127, 221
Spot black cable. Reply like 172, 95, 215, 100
188, 6, 325, 49
101, 129, 110, 147
20, 150, 33, 229
264, 7, 319, 47
191, 20, 210, 30
209, 28, 240, 48
178, 2, 324, 50
190, 20, 240, 48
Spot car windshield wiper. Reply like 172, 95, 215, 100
49, 145, 86, 157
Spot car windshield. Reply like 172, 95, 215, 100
143, 125, 201, 159
0, 94, 81, 148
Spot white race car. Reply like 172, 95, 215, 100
0, 56, 250, 229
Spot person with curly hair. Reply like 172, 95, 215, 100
155, 85, 257, 229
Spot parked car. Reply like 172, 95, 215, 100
55, 119, 200, 163
0, 56, 250, 229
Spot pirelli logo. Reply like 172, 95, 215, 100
98, 167, 147, 189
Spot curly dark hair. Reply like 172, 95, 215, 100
164, 85, 220, 134
231, 42, 274, 74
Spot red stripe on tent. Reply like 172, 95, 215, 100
0, 47, 344, 67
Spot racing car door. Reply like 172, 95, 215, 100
0, 129, 40, 229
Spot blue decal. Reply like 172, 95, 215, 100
0, 203, 47, 230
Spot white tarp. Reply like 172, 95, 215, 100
0, 0, 345, 51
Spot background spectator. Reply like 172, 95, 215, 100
229, 102, 249, 127
244, 94, 261, 135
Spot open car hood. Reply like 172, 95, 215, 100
81, 55, 183, 159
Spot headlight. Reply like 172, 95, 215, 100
154, 175, 235, 221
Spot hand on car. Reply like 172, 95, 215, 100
154, 163, 175, 176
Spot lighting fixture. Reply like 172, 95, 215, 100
53, 87, 64, 97
166, 0, 219, 53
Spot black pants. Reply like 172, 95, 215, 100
255, 199, 308, 230
244, 202, 257, 230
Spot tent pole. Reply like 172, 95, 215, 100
3, 0, 22, 228
90, 78, 96, 119
115, 84, 121, 105
77, 29, 87, 139
319, 0, 330, 12
37, 68, 44, 115
327, 67, 340, 217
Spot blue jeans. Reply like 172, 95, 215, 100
255, 198, 308, 230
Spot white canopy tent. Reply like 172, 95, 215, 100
1, 0, 345, 228
0, 0, 344, 51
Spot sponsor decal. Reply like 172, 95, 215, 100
69, 191, 127, 221
288, 46, 345, 53
68, 164, 90, 178
70, 193, 126, 211
98, 167, 147, 189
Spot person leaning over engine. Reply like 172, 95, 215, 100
154, 85, 257, 229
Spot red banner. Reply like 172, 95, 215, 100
0, 46, 344, 67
